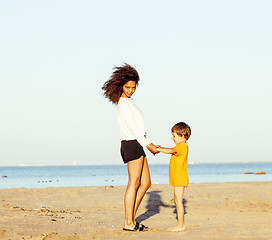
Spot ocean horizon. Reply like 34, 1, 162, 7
1, 162, 272, 189
1, 160, 272, 167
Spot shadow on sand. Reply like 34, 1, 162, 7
136, 190, 188, 223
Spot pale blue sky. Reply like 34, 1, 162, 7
1, 1, 271, 166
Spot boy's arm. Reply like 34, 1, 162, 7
156, 147, 176, 154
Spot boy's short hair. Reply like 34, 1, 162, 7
171, 122, 191, 140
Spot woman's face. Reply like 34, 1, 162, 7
121, 81, 136, 98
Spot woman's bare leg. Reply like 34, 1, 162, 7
123, 156, 145, 229
133, 156, 151, 222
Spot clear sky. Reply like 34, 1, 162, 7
1, 1, 271, 166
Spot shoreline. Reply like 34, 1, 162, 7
1, 178, 272, 190
1, 181, 272, 240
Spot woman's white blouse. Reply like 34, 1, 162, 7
117, 97, 152, 147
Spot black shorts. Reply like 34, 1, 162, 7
120, 140, 146, 164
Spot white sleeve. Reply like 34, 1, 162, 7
119, 101, 152, 147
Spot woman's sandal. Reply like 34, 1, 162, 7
123, 222, 148, 232
137, 222, 149, 230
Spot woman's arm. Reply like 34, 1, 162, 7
156, 147, 176, 154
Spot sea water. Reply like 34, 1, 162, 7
0, 163, 272, 189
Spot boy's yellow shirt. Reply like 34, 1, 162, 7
169, 142, 189, 186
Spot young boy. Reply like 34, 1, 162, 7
156, 122, 191, 232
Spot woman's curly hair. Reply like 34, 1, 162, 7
102, 63, 140, 104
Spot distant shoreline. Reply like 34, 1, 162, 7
1, 161, 272, 167
1, 163, 271, 189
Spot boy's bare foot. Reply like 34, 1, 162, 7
167, 226, 186, 232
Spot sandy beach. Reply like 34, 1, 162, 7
0, 181, 271, 240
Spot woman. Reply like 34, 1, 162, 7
102, 63, 159, 232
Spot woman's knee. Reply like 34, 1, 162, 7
141, 179, 151, 190
128, 178, 141, 189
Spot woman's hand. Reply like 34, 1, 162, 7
146, 143, 160, 155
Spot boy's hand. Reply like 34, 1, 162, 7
155, 145, 161, 152
147, 143, 160, 155
155, 145, 161, 154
